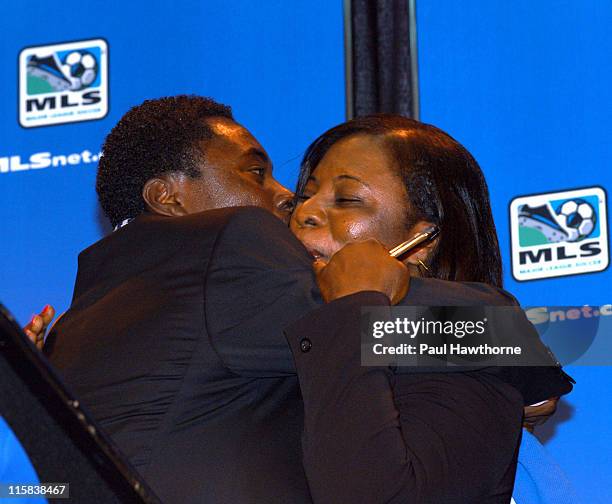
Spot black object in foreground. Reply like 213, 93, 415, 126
0, 303, 161, 504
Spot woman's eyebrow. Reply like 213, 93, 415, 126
334, 174, 370, 187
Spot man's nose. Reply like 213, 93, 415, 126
271, 184, 294, 223
274, 187, 294, 213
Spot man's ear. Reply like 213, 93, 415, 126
142, 174, 189, 218
403, 220, 439, 266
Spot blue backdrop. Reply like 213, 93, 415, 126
0, 0, 345, 326
1, 1, 609, 501
417, 1, 611, 502
0, 2, 344, 495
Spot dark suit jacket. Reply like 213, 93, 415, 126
45, 207, 322, 504
282, 275, 572, 504
45, 206, 572, 503
390, 277, 574, 405
285, 291, 525, 504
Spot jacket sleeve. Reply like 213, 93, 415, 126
395, 278, 575, 405
204, 207, 322, 377
475, 286, 575, 405
285, 291, 524, 504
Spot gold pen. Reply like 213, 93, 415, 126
389, 225, 440, 258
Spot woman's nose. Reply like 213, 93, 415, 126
294, 198, 326, 228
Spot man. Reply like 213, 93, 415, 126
42, 95, 408, 503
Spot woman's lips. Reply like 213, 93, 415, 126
301, 242, 333, 261
292, 231, 336, 261
306, 248, 325, 260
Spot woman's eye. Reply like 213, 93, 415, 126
335, 197, 361, 205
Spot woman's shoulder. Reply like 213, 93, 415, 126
401, 276, 519, 306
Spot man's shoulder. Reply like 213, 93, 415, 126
73, 208, 278, 299
122, 206, 311, 274
136, 206, 271, 234
82, 207, 279, 255
135, 206, 290, 241
208, 207, 312, 271
402, 277, 519, 306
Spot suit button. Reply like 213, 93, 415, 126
300, 338, 312, 352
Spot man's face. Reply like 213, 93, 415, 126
178, 116, 293, 222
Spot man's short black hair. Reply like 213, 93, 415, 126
96, 95, 233, 227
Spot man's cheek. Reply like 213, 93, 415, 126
234, 178, 270, 209
259, 189, 276, 209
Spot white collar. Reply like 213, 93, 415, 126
113, 218, 134, 232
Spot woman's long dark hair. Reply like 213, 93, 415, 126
296, 114, 503, 288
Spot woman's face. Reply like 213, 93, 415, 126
290, 134, 417, 262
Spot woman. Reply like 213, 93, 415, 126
286, 114, 575, 503
292, 114, 500, 284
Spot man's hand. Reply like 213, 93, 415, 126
523, 397, 560, 432
23, 305, 55, 350
313, 239, 409, 305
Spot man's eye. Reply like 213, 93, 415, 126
248, 167, 266, 178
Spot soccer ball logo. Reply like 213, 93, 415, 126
555, 199, 596, 242
61, 50, 98, 90
20, 38, 108, 127
518, 197, 597, 245
26, 49, 99, 93
510, 187, 608, 280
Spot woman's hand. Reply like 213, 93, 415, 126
313, 239, 409, 304
523, 397, 560, 432
23, 305, 55, 350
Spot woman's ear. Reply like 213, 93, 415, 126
403, 220, 439, 267
142, 174, 189, 218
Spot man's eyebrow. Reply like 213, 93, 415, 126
242, 147, 269, 163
